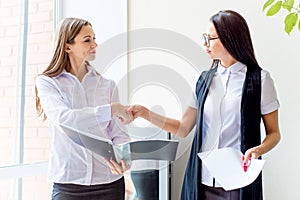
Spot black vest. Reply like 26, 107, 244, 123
181, 66, 262, 200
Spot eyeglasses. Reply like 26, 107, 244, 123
202, 33, 219, 47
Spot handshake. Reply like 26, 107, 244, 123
111, 102, 143, 124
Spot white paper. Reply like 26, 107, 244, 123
198, 147, 265, 191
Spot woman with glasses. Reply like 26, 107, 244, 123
35, 17, 132, 200
127, 10, 281, 200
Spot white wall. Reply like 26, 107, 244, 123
57, 0, 128, 102
128, 0, 300, 199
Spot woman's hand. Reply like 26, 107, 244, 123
243, 146, 261, 165
111, 103, 133, 124
243, 110, 281, 166
127, 104, 148, 120
104, 158, 130, 175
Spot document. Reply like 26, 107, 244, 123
60, 124, 179, 163
198, 147, 265, 191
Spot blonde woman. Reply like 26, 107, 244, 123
35, 17, 131, 200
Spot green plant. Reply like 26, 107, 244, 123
263, 0, 300, 35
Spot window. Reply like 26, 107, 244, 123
0, 0, 53, 198
0, 0, 137, 199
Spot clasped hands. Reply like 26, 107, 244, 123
111, 103, 141, 125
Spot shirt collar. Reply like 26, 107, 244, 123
217, 61, 246, 74
86, 64, 99, 76
59, 64, 99, 77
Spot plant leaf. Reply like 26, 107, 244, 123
266, 1, 283, 16
298, 20, 300, 30
284, 12, 298, 34
282, 0, 294, 11
263, 0, 275, 11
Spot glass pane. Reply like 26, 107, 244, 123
22, 175, 51, 199
0, 0, 53, 165
0, 0, 19, 167
0, 0, 54, 198
23, 0, 53, 164
0, 179, 14, 199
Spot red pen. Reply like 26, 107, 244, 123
242, 155, 251, 172
243, 163, 248, 172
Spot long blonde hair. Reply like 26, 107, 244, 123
35, 17, 92, 120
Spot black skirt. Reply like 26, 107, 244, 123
52, 177, 125, 200
201, 184, 240, 200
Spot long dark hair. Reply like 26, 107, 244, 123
210, 10, 259, 69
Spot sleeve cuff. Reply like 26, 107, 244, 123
95, 104, 112, 123
261, 99, 280, 115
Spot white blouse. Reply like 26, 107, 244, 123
190, 62, 280, 187
35, 65, 130, 185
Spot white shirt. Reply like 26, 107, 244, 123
190, 62, 280, 187
35, 65, 130, 185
